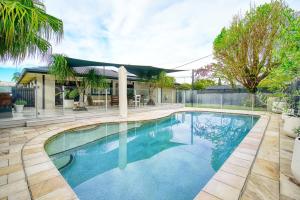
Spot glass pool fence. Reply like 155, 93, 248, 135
176, 89, 270, 111
0, 86, 275, 125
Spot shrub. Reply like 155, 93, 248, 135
15, 99, 27, 105
177, 83, 192, 90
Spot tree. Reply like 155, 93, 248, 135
177, 83, 192, 90
212, 1, 291, 93
194, 79, 215, 90
147, 71, 175, 105
259, 9, 300, 92
0, 0, 63, 62
49, 54, 108, 109
11, 72, 21, 82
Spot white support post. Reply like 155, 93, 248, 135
119, 66, 127, 117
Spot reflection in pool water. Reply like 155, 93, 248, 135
47, 112, 258, 200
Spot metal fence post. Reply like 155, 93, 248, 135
105, 89, 108, 112
221, 93, 223, 109
134, 89, 137, 108
251, 93, 254, 111
35, 82, 38, 118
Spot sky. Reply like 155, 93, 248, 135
0, 0, 299, 83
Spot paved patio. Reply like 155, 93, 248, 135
0, 107, 299, 200
0, 104, 183, 128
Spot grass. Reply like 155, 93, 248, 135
185, 103, 267, 111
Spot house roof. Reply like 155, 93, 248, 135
17, 66, 139, 84
0, 81, 15, 87
64, 57, 182, 78
18, 57, 183, 84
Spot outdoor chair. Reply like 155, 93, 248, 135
111, 95, 119, 106
133, 95, 141, 107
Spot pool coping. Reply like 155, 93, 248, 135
21, 107, 269, 200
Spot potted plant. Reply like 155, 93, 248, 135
283, 114, 300, 138
14, 99, 27, 113
291, 127, 300, 183
63, 89, 78, 109
145, 71, 175, 105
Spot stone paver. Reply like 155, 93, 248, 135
279, 120, 300, 200
241, 114, 280, 200
0, 107, 284, 200
241, 114, 300, 200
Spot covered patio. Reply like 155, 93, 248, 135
62, 57, 182, 117
0, 57, 183, 128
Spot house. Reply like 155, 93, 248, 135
16, 57, 181, 112
0, 81, 15, 93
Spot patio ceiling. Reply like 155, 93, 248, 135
65, 57, 183, 79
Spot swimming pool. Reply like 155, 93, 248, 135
46, 112, 258, 200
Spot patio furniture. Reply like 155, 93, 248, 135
0, 93, 12, 118
93, 99, 105, 106
111, 95, 119, 106
141, 95, 148, 106
90, 95, 106, 106
133, 95, 141, 107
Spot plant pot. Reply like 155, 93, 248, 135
63, 99, 74, 109
15, 104, 24, 113
283, 116, 300, 138
291, 137, 300, 182
272, 101, 287, 114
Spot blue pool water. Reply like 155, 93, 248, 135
47, 112, 258, 200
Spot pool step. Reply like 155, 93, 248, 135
52, 154, 74, 170
26, 116, 75, 127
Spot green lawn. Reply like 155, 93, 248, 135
185, 103, 266, 111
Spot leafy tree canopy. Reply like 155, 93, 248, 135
194, 79, 215, 90
212, 0, 298, 93
143, 71, 175, 105
155, 71, 176, 88
11, 72, 21, 82
177, 83, 192, 90
0, 0, 63, 62
259, 7, 300, 92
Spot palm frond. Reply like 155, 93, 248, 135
0, 0, 63, 62
49, 54, 75, 83
84, 69, 109, 89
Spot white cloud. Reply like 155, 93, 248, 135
1, 0, 299, 83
